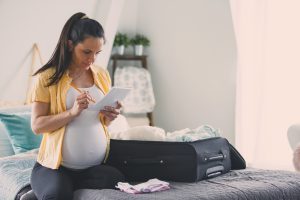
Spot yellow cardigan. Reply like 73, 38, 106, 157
31, 65, 111, 169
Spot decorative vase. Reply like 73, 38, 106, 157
134, 45, 143, 56
116, 45, 125, 55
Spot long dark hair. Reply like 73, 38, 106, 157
34, 12, 105, 86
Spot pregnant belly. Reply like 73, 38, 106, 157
62, 114, 107, 169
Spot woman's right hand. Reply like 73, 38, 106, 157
69, 92, 90, 117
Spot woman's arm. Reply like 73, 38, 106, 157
31, 102, 75, 134
31, 92, 90, 134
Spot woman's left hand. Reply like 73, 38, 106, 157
100, 101, 122, 126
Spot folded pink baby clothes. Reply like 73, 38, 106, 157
116, 178, 170, 194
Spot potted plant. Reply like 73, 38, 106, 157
130, 34, 150, 56
113, 32, 129, 55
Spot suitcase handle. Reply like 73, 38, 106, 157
206, 165, 224, 178
205, 153, 225, 162
123, 158, 164, 165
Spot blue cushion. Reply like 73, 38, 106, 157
0, 105, 31, 157
0, 123, 15, 157
0, 112, 42, 154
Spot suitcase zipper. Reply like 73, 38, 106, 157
123, 159, 165, 165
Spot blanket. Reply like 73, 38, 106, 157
73, 168, 300, 200
0, 149, 37, 200
1, 149, 300, 200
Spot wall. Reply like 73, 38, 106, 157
0, 0, 102, 101
118, 0, 237, 143
0, 0, 237, 144
112, 0, 138, 55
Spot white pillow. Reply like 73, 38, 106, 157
108, 115, 130, 137
0, 104, 31, 113
0, 100, 25, 108
287, 124, 300, 151
293, 143, 300, 172
111, 125, 166, 141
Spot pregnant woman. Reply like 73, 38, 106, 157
30, 12, 124, 200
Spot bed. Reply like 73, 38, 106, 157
1, 149, 300, 200
1, 106, 300, 200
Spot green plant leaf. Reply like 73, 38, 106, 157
129, 34, 150, 47
113, 33, 130, 47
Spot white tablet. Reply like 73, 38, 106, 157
88, 87, 131, 111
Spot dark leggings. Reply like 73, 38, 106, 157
30, 162, 124, 200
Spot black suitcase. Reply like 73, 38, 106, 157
229, 143, 246, 170
107, 137, 233, 182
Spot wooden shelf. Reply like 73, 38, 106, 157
110, 54, 153, 126
111, 54, 148, 60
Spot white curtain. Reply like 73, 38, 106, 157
230, 0, 300, 170
94, 0, 125, 68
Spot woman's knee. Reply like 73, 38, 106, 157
42, 193, 73, 200
88, 165, 124, 181
84, 165, 125, 189
30, 163, 73, 200
41, 186, 73, 200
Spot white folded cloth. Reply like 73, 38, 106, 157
166, 125, 221, 142
109, 124, 220, 142
116, 178, 170, 194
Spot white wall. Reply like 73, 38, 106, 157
118, 0, 236, 143
0, 0, 104, 101
112, 0, 138, 55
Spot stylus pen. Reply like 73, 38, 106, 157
70, 83, 96, 103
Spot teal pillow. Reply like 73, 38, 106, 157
0, 123, 15, 157
0, 112, 42, 154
